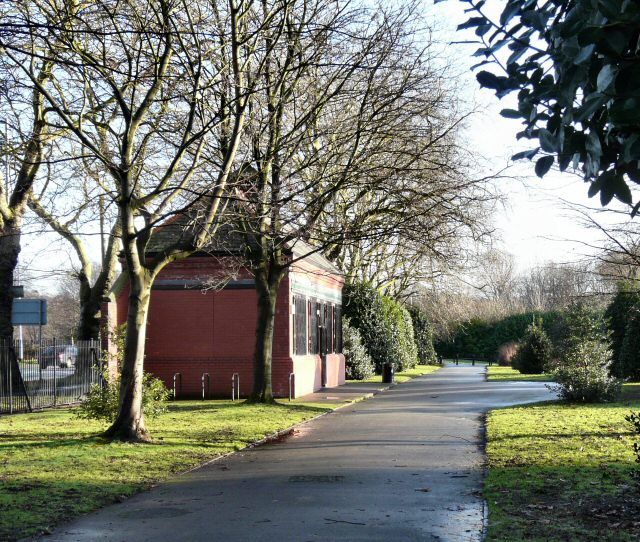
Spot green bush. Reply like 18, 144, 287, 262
624, 411, 640, 464
550, 339, 621, 403
512, 321, 553, 374
76, 324, 171, 424
77, 371, 171, 423
619, 305, 640, 380
605, 283, 640, 376
408, 305, 437, 365
343, 318, 375, 380
548, 303, 606, 362
396, 303, 419, 371
343, 282, 393, 372
343, 282, 417, 372
379, 295, 418, 371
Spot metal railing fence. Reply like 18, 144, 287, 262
0, 338, 103, 414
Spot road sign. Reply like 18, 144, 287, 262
11, 299, 47, 325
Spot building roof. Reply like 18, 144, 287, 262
145, 206, 341, 276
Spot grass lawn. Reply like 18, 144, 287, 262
346, 363, 440, 384
485, 384, 640, 541
486, 365, 553, 382
0, 400, 330, 541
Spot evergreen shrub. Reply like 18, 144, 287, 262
550, 339, 621, 403
343, 317, 375, 380
343, 282, 417, 372
408, 305, 437, 365
512, 320, 552, 374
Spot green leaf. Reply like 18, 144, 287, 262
587, 178, 602, 198
573, 45, 595, 65
535, 156, 554, 178
476, 71, 503, 90
521, 10, 547, 32
500, 1, 521, 25
586, 131, 602, 160
500, 108, 522, 119
597, 64, 617, 92
615, 179, 633, 205
577, 27, 603, 46
538, 129, 557, 152
597, 170, 619, 206
512, 148, 539, 161
458, 17, 488, 31
609, 97, 640, 126
622, 134, 640, 163
558, 152, 572, 172
574, 93, 607, 123
598, 0, 623, 20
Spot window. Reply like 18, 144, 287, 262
308, 300, 319, 354
293, 296, 307, 355
325, 304, 334, 353
334, 305, 342, 353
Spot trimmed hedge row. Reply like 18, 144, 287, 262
435, 311, 562, 361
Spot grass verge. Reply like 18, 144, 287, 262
485, 385, 640, 541
0, 400, 330, 541
346, 363, 440, 384
486, 365, 553, 382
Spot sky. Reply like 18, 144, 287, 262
15, 0, 632, 293
428, 0, 629, 272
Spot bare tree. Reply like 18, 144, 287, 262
474, 249, 518, 305
29, 169, 121, 340
0, 3, 54, 343
223, 0, 495, 401
4, 0, 256, 440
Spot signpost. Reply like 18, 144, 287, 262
11, 299, 47, 358
12, 299, 47, 325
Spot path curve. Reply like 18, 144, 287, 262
39, 366, 555, 542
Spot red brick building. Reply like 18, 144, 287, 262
105, 236, 345, 399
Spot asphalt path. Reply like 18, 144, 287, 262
40, 365, 555, 542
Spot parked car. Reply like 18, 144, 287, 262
39, 345, 78, 369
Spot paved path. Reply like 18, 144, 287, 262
41, 366, 555, 542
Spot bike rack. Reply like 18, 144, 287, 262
201, 372, 211, 400
289, 373, 295, 402
173, 372, 182, 399
231, 373, 240, 401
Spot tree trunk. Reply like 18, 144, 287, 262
103, 273, 152, 442
0, 224, 21, 395
248, 267, 284, 403
73, 275, 101, 379
77, 296, 101, 341
0, 223, 20, 342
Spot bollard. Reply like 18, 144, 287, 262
289, 373, 295, 402
231, 373, 240, 401
173, 373, 182, 399
201, 373, 210, 400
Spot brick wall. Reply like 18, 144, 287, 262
112, 255, 343, 398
